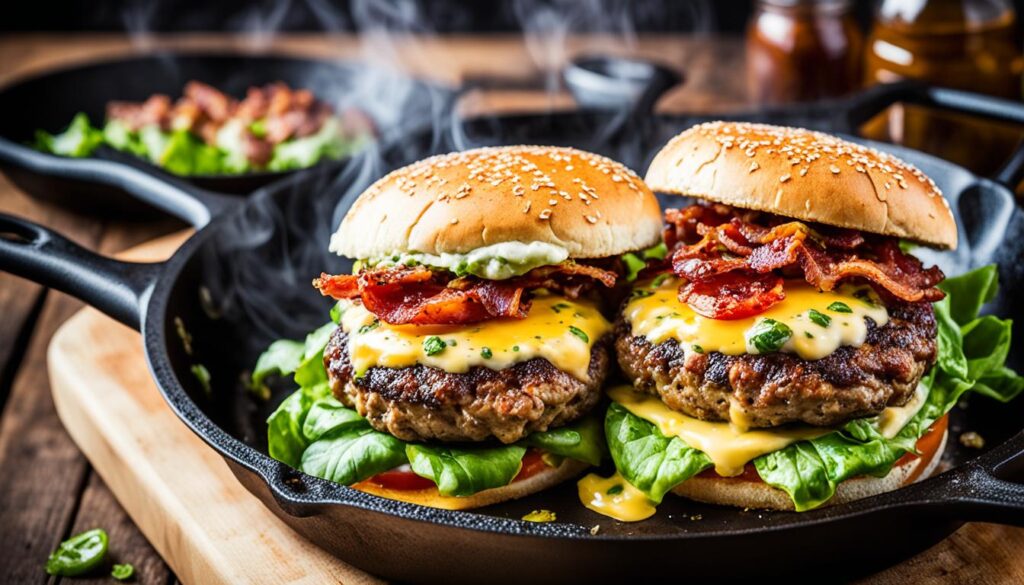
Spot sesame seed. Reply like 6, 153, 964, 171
585, 215, 597, 224
523, 201, 532, 213
450, 218, 458, 224
539, 209, 552, 220
830, 165, 840, 174
799, 167, 808, 176
780, 174, 791, 183
749, 161, 759, 173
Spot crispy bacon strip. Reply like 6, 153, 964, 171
664, 204, 945, 317
314, 262, 617, 325
681, 272, 786, 320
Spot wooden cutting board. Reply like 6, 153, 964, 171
45, 232, 1024, 584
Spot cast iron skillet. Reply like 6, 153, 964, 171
2, 82, 1024, 583
0, 53, 453, 216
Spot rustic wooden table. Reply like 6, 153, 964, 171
0, 33, 1020, 585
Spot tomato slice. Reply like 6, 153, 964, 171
681, 272, 785, 320
514, 450, 551, 482
363, 449, 552, 492
365, 468, 437, 491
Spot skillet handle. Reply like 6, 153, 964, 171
841, 81, 1024, 190
912, 433, 1024, 526
0, 138, 238, 228
0, 213, 159, 330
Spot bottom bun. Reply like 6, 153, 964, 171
671, 427, 948, 512
353, 458, 590, 510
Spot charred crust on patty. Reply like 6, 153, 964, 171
615, 300, 937, 428
324, 327, 610, 444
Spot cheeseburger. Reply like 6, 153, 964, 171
585, 122, 963, 517
264, 145, 662, 509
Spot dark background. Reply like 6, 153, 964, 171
1, 1, 887, 34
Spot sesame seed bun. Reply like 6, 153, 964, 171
645, 122, 958, 249
330, 146, 664, 260
352, 457, 589, 511
671, 425, 947, 512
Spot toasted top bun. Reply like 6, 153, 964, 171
331, 145, 663, 260
645, 122, 957, 249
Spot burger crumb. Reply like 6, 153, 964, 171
522, 509, 556, 523
589, 525, 601, 535
959, 431, 985, 449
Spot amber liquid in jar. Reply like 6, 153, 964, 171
863, 0, 1023, 176
747, 0, 864, 105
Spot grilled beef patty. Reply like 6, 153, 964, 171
615, 301, 937, 428
324, 327, 609, 443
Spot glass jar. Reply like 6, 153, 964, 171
863, 0, 1023, 176
747, 0, 864, 105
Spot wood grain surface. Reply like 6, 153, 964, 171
0, 32, 1020, 584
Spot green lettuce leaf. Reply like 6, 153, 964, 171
294, 322, 335, 389
34, 113, 104, 157
302, 396, 365, 442
523, 411, 605, 466
102, 120, 147, 156
266, 384, 329, 468
406, 443, 527, 497
157, 129, 224, 175
605, 402, 712, 503
301, 424, 408, 486
268, 118, 351, 172
251, 339, 304, 390
621, 242, 668, 282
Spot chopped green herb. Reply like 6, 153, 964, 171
447, 339, 458, 347
423, 336, 447, 356
630, 289, 654, 300
512, 345, 520, 352
112, 563, 135, 580
804, 331, 814, 339
480, 347, 493, 359
568, 325, 589, 343
358, 319, 380, 334
606, 484, 624, 495
691, 344, 705, 354
827, 301, 853, 313
807, 309, 831, 328
747, 318, 793, 353
551, 302, 571, 313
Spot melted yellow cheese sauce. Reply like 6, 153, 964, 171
577, 471, 656, 522
338, 295, 611, 381
625, 276, 889, 360
877, 382, 928, 439
609, 386, 829, 477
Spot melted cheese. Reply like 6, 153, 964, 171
609, 386, 829, 476
338, 295, 611, 381
625, 277, 888, 360
877, 382, 929, 439
577, 472, 656, 522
